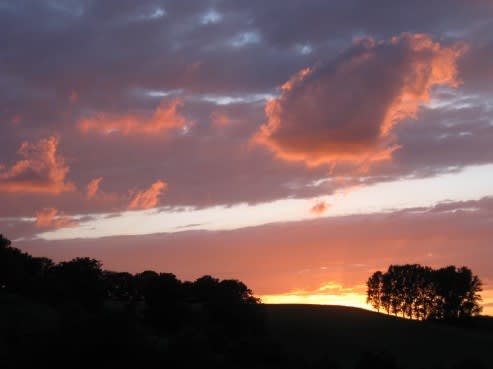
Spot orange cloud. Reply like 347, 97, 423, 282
35, 208, 79, 229
0, 136, 75, 193
78, 98, 189, 135
210, 111, 230, 127
310, 200, 330, 215
86, 177, 103, 199
128, 180, 168, 210
254, 33, 466, 167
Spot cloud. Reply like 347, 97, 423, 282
255, 33, 466, 167
86, 177, 103, 199
128, 180, 168, 210
210, 111, 231, 127
310, 200, 330, 215
1, 2, 493, 218
35, 208, 79, 229
78, 98, 189, 136
0, 137, 75, 193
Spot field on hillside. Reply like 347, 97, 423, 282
263, 304, 493, 369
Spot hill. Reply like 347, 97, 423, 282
2, 294, 493, 368
262, 304, 493, 368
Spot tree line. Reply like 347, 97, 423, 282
366, 264, 482, 320
0, 233, 259, 315
0, 234, 267, 368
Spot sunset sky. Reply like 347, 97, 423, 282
1, 0, 493, 314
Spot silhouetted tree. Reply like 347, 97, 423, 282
0, 233, 11, 248
135, 271, 182, 307
104, 271, 136, 301
366, 264, 482, 320
366, 271, 383, 312
47, 257, 105, 310
0, 234, 28, 290
192, 275, 221, 303
218, 279, 260, 304
381, 271, 393, 314
134, 271, 185, 331
412, 265, 435, 320
0, 236, 268, 368
0, 234, 54, 296
433, 266, 482, 320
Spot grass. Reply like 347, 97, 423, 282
262, 304, 493, 368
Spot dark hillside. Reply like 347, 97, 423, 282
263, 304, 493, 369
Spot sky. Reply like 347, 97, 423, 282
1, 0, 493, 314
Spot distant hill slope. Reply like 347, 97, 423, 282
262, 304, 493, 369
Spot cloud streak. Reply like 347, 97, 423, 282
78, 99, 189, 136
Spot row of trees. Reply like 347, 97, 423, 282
0, 234, 269, 368
0, 234, 260, 330
367, 264, 482, 320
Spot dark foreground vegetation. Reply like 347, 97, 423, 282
367, 264, 483, 320
1, 234, 492, 369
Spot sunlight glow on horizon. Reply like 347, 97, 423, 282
260, 293, 369, 310
261, 287, 493, 316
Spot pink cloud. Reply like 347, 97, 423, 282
86, 177, 103, 199
78, 98, 189, 136
0, 136, 75, 193
310, 200, 330, 215
255, 33, 466, 167
128, 180, 168, 210
35, 208, 79, 229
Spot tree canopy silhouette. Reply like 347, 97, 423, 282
366, 264, 482, 320
47, 257, 106, 310
0, 234, 268, 367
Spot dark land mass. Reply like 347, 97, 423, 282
1, 234, 492, 369
263, 304, 493, 369
2, 293, 493, 369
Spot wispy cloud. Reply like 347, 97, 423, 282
36, 208, 79, 229
128, 180, 168, 210
79, 99, 189, 136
